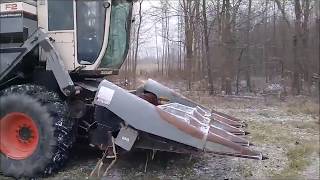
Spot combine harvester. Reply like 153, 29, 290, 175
0, 0, 266, 178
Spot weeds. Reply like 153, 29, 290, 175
272, 142, 319, 178
258, 111, 271, 118
286, 99, 319, 117
248, 120, 319, 178
291, 120, 320, 132
287, 143, 315, 172
248, 121, 293, 145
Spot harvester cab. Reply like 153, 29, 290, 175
0, 0, 266, 179
1, 0, 133, 81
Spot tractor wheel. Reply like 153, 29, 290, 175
0, 84, 74, 178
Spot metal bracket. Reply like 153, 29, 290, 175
115, 127, 138, 151
0, 28, 75, 96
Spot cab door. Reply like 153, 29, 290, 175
75, 0, 112, 70
38, 0, 112, 71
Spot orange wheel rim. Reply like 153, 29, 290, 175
0, 112, 39, 160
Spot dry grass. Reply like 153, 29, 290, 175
271, 142, 319, 179
285, 98, 320, 132
287, 143, 317, 172
291, 120, 320, 132
286, 99, 319, 118
247, 120, 319, 178
247, 121, 293, 145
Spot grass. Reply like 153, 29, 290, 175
271, 142, 319, 178
239, 165, 254, 178
258, 111, 271, 118
291, 120, 320, 132
287, 143, 316, 172
247, 121, 293, 145
248, 120, 319, 179
286, 99, 319, 118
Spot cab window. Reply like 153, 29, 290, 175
76, 0, 106, 65
48, 0, 74, 31
99, 0, 133, 69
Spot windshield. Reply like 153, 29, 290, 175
98, 0, 133, 69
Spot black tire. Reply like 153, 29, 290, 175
0, 84, 74, 178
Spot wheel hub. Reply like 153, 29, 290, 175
0, 112, 39, 160
18, 126, 34, 142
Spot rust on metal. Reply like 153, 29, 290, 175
210, 119, 245, 135
155, 105, 259, 158
211, 113, 243, 127
207, 132, 260, 158
156, 107, 205, 140
211, 109, 242, 122
138, 93, 158, 105
209, 126, 249, 146
192, 110, 211, 124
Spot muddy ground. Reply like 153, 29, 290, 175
1, 91, 319, 180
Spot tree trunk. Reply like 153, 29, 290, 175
202, 0, 214, 95
155, 26, 159, 72
221, 0, 233, 95
133, 0, 143, 84
245, 0, 252, 92
292, 0, 302, 95
182, 0, 195, 90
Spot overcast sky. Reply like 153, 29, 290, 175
133, 0, 180, 59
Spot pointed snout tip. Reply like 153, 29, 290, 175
245, 131, 251, 135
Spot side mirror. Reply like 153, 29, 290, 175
103, 1, 111, 8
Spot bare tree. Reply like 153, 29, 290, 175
221, 0, 234, 95
181, 0, 196, 90
133, 0, 144, 83
202, 0, 214, 95
129, 0, 319, 96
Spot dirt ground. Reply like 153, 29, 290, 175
1, 90, 319, 180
